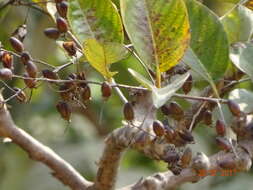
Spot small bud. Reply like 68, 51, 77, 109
192, 152, 210, 171
1, 52, 13, 69
0, 68, 12, 80
101, 81, 112, 99
177, 129, 194, 143
181, 147, 192, 168
56, 101, 71, 121
56, 1, 68, 18
227, 100, 242, 117
203, 110, 212, 125
218, 158, 236, 169
63, 41, 76, 56
9, 37, 24, 53
44, 28, 60, 39
216, 120, 226, 136
215, 137, 232, 151
152, 120, 165, 137
20, 51, 31, 65
164, 126, 176, 143
42, 69, 59, 80
182, 75, 192, 94
123, 102, 134, 121
81, 85, 91, 102
13, 87, 27, 103
25, 61, 38, 78
56, 17, 68, 33
23, 73, 36, 88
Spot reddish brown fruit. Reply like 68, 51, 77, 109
164, 126, 176, 143
177, 129, 194, 143
63, 41, 76, 56
25, 61, 38, 78
218, 158, 236, 169
59, 84, 73, 101
81, 85, 91, 102
101, 81, 112, 99
123, 102, 134, 121
203, 110, 212, 125
181, 147, 192, 168
13, 87, 27, 103
44, 28, 60, 39
164, 152, 180, 163
227, 100, 242, 117
20, 51, 31, 65
56, 17, 68, 33
56, 1, 68, 18
23, 73, 36, 88
216, 120, 226, 136
215, 137, 232, 151
182, 75, 192, 94
9, 37, 24, 53
161, 104, 171, 116
0, 68, 12, 80
42, 69, 59, 80
56, 101, 71, 121
1, 52, 13, 69
152, 120, 165, 137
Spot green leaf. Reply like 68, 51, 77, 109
229, 89, 253, 113
68, 0, 123, 43
184, 0, 230, 80
221, 5, 253, 43
230, 42, 253, 82
120, 0, 190, 72
83, 39, 128, 79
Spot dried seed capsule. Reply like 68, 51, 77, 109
164, 126, 176, 143
203, 110, 212, 125
227, 100, 242, 117
23, 73, 36, 88
25, 61, 38, 78
215, 137, 232, 151
59, 84, 73, 101
181, 147, 192, 168
56, 1, 68, 18
161, 104, 171, 116
9, 37, 24, 53
182, 75, 192, 94
20, 51, 31, 65
56, 17, 68, 33
152, 120, 165, 137
0, 68, 12, 80
13, 87, 27, 102
192, 152, 210, 171
81, 85, 91, 102
123, 102, 134, 121
42, 69, 58, 80
44, 28, 60, 39
170, 102, 184, 115
218, 158, 236, 169
1, 52, 13, 69
56, 101, 71, 122
63, 41, 76, 56
216, 120, 226, 136
164, 152, 180, 163
177, 129, 194, 143
101, 81, 112, 99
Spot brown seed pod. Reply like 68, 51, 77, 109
44, 28, 60, 39
182, 74, 192, 94
59, 84, 73, 101
216, 120, 226, 136
164, 125, 176, 143
152, 120, 165, 137
101, 81, 112, 99
218, 158, 236, 169
227, 100, 242, 117
63, 41, 76, 56
13, 87, 27, 103
56, 1, 68, 18
123, 102, 134, 121
20, 51, 31, 65
203, 110, 212, 125
177, 129, 194, 143
161, 103, 171, 116
181, 147, 192, 168
1, 52, 13, 69
215, 137, 232, 151
56, 101, 71, 122
25, 61, 38, 78
170, 102, 184, 115
0, 68, 12, 80
23, 73, 36, 88
42, 69, 59, 80
56, 17, 68, 33
81, 85, 91, 102
9, 37, 24, 53
164, 152, 180, 163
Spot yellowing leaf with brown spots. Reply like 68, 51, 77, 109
120, 0, 190, 73
83, 39, 128, 79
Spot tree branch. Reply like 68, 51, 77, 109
0, 93, 92, 190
